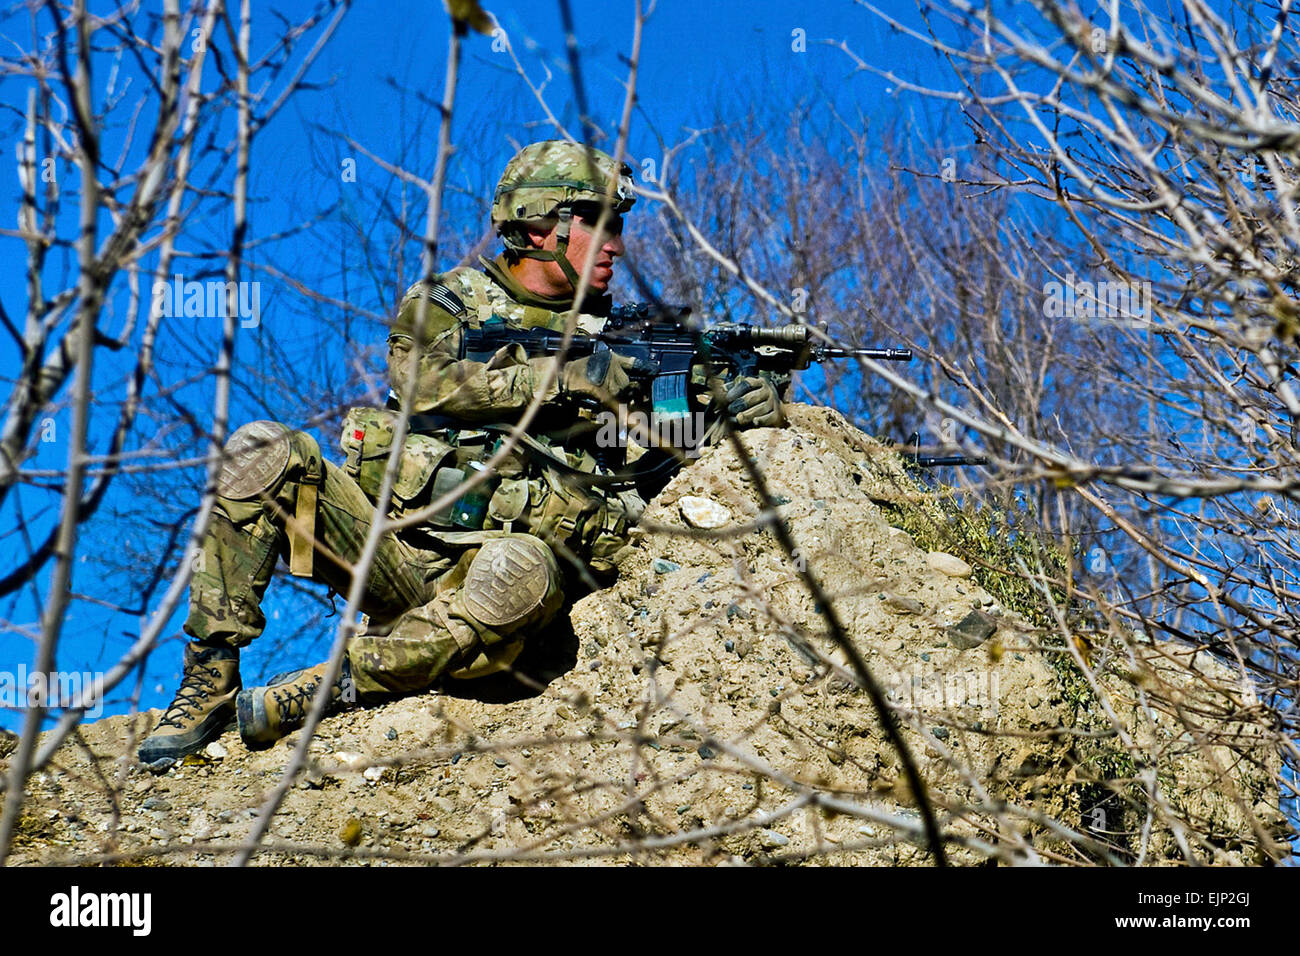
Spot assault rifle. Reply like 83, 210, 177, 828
460, 305, 981, 480
462, 303, 913, 419
902, 431, 988, 470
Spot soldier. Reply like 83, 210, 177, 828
138, 140, 784, 763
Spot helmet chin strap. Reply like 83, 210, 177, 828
548, 208, 585, 292
511, 207, 585, 294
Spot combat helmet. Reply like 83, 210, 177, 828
492, 140, 636, 290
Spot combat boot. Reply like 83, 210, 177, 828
138, 643, 240, 764
236, 658, 356, 747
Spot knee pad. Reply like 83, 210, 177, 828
217, 421, 294, 500
216, 420, 321, 500
461, 534, 562, 631
215, 421, 323, 576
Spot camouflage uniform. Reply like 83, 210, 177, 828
142, 141, 782, 760
188, 253, 639, 697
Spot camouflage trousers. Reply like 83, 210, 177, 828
185, 422, 564, 697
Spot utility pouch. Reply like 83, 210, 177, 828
528, 469, 600, 547
487, 478, 530, 532
588, 488, 645, 574
339, 407, 455, 510
428, 462, 499, 529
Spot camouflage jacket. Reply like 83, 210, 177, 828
339, 256, 645, 578
385, 254, 612, 422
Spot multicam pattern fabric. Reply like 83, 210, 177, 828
389, 260, 608, 421
490, 139, 635, 226
186, 258, 630, 696
153, 143, 782, 758
186, 448, 565, 695
185, 455, 452, 649
349, 533, 564, 693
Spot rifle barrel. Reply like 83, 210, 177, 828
820, 347, 913, 361
913, 453, 987, 467
903, 431, 986, 468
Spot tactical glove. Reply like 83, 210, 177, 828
724, 375, 784, 428
561, 350, 653, 404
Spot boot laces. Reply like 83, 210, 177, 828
157, 663, 221, 730
271, 676, 321, 729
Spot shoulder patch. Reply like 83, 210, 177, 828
425, 284, 467, 317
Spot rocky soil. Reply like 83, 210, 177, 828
3, 405, 1289, 865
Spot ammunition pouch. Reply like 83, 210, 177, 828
339, 407, 500, 529
588, 487, 644, 574
487, 457, 643, 575
340, 408, 642, 567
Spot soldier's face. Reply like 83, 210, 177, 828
532, 207, 626, 292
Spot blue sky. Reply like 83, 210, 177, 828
0, 0, 963, 727
3, 0, 1294, 864
1, 0, 1282, 732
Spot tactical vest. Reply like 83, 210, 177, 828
342, 267, 644, 576
339, 407, 642, 577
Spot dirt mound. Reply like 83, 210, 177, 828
4, 405, 1287, 865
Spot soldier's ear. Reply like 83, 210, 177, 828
522, 220, 555, 249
